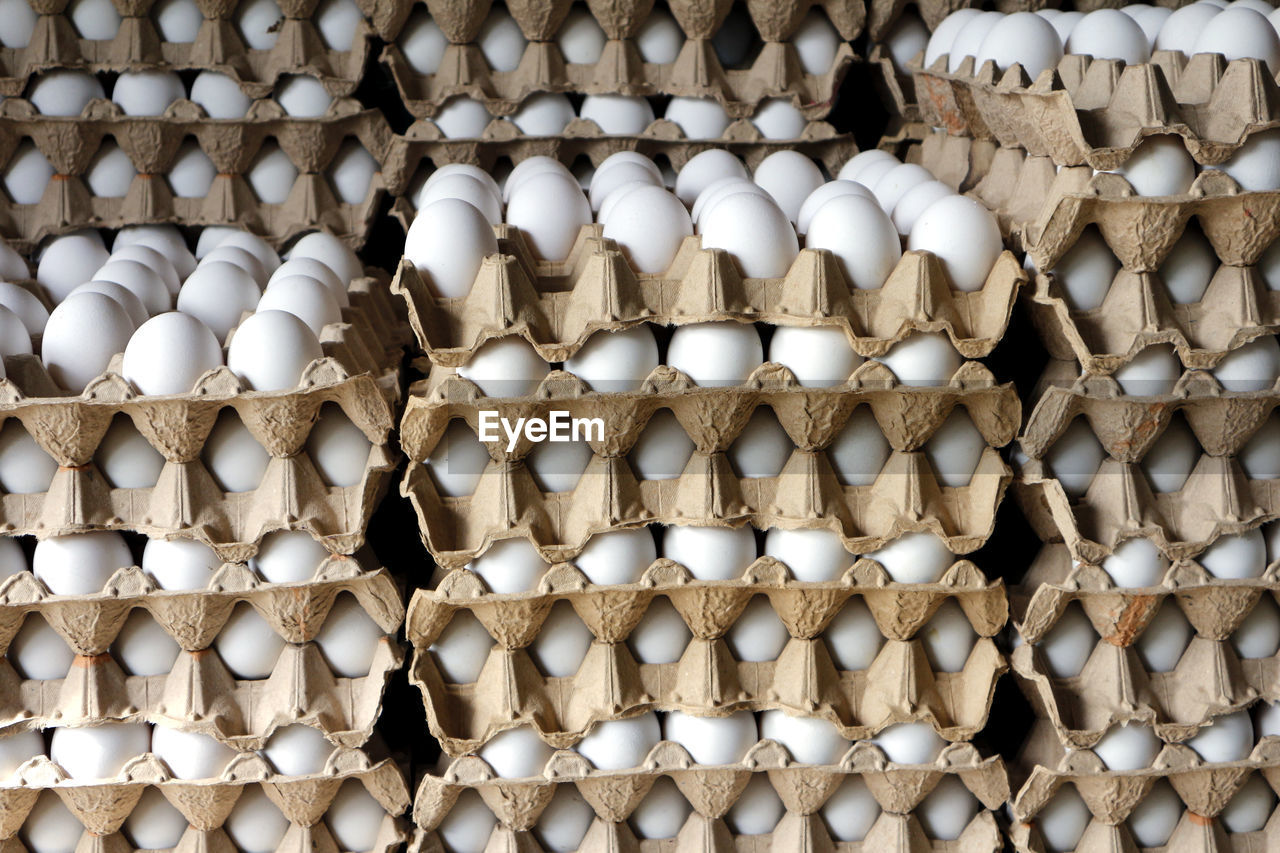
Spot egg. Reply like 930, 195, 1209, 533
1217, 773, 1275, 834
725, 774, 785, 835
151, 726, 236, 780
1102, 537, 1169, 587
528, 784, 595, 852
1214, 335, 1280, 391
3, 141, 53, 206
115, 225, 196, 280
249, 531, 327, 584
975, 12, 1063, 79
112, 70, 184, 116
50, 722, 151, 779
866, 531, 953, 583
907, 195, 1003, 292
527, 600, 593, 677
258, 275, 342, 338
429, 610, 495, 683
200, 413, 266, 494
122, 786, 188, 850
1044, 418, 1106, 498
234, 0, 281, 48
503, 156, 573, 202
435, 790, 496, 853
674, 149, 748, 205
1195, 7, 1280, 72
399, 9, 448, 74
224, 786, 290, 853
764, 709, 849, 764
0, 0, 36, 48
629, 776, 691, 839
264, 724, 334, 776
752, 98, 808, 139
629, 409, 694, 480
628, 8, 683, 64
796, 180, 875, 236
174, 262, 259, 342
580, 95, 656, 134
21, 793, 84, 853
557, 7, 606, 63
327, 140, 378, 205
1187, 709, 1254, 762
726, 595, 790, 661
1137, 417, 1199, 494
509, 92, 575, 135
84, 141, 135, 198
667, 321, 763, 386
918, 599, 977, 673
575, 711, 660, 769
575, 528, 656, 585
947, 11, 1002, 71
466, 537, 547, 593
228, 309, 324, 391
827, 407, 892, 487
1127, 5, 1173, 48
473, 7, 527, 71
189, 71, 251, 119
751, 151, 825, 227
417, 173, 502, 224
1037, 787, 1092, 853
836, 150, 897, 185
1114, 344, 1182, 396
891, 180, 956, 236
662, 524, 756, 580
871, 163, 935, 216
602, 188, 692, 274
0, 420, 53, 493
787, 8, 839, 73
821, 776, 881, 841
872, 721, 946, 764
159, 140, 214, 200
808, 195, 902, 290
701, 192, 799, 277
34, 531, 132, 595
1093, 722, 1162, 770
1256, 700, 1280, 738
1246, 415, 1280, 481
423, 420, 490, 497
9, 615, 74, 679
916, 775, 981, 841
1123, 778, 1182, 846
27, 70, 105, 116
727, 407, 795, 478
1135, 601, 1192, 672
1229, 595, 1280, 661
0, 288, 38, 343
319, 780, 386, 853
824, 597, 885, 670
627, 597, 690, 664
1067, 9, 1151, 63
691, 179, 770, 228
0, 303, 29, 356
96, 258, 172, 315
287, 231, 362, 288
1156, 3, 1222, 54
767, 323, 860, 388
315, 594, 384, 678
925, 10, 983, 68
874, 332, 964, 386
314, 0, 362, 50
122, 311, 223, 395
406, 199, 500, 300
1159, 228, 1217, 305
1215, 128, 1280, 191
457, 336, 550, 398
246, 143, 298, 203
662, 710, 756, 767
141, 536, 220, 591
111, 609, 181, 676
665, 96, 732, 139
1199, 529, 1268, 578
589, 162, 660, 212
764, 527, 852, 582
0, 536, 23, 579
300, 407, 372, 491
506, 171, 591, 261
1110, 134, 1196, 196
214, 603, 284, 678
923, 410, 987, 488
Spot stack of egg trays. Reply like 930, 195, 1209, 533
0, 96, 395, 252
374, 0, 859, 123
0, 0, 381, 96
391, 181, 1030, 849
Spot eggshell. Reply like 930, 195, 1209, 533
122, 786, 188, 850
1102, 537, 1169, 586
726, 595, 790, 661
1135, 601, 1192, 672
321, 779, 386, 852
21, 793, 85, 853
556, 7, 606, 62
752, 98, 808, 139
9, 615, 74, 680
600, 183, 691, 267
763, 709, 848, 764
258, 274, 341, 337
176, 261, 260, 341
917, 775, 981, 840
0, 537, 25, 578
34, 531, 131, 595
457, 335, 549, 397
919, 599, 977, 673
1199, 529, 1267, 578
796, 180, 875, 235
123, 311, 223, 395
664, 710, 758, 765
663, 524, 756, 580
1037, 787, 1091, 852
264, 723, 335, 776
628, 597, 691, 664
112, 70, 184, 116
153, 0, 203, 42
947, 11, 1002, 70
424, 420, 490, 497
152, 726, 235, 780
510, 92, 575, 135
1094, 722, 1162, 770
575, 528, 656, 585
727, 407, 793, 477
436, 790, 496, 852
95, 258, 171, 315
189, 71, 251, 119
1155, 228, 1217, 307
433, 96, 493, 138
246, 143, 298, 203
871, 162, 936, 215
313, 0, 361, 50
635, 8, 683, 63
202, 412, 270, 494
1194, 7, 1280, 72
752, 151, 825, 226
0, 303, 28, 358
629, 776, 692, 838
227, 309, 324, 391
1140, 417, 1200, 493
908, 195, 1003, 292
271, 257, 349, 307
50, 722, 150, 780
764, 527, 852, 581
115, 225, 196, 280
530, 437, 591, 494
1128, 5, 1173, 47
1256, 699, 1280, 737
214, 602, 284, 678
873, 332, 964, 386
473, 8, 527, 71
528, 601, 593, 678
417, 173, 502, 225
399, 9, 449, 74
725, 774, 784, 834
27, 69, 105, 116
1186, 709, 1254, 762
85, 141, 136, 198
629, 409, 694, 480
0, 0, 37, 48
665, 96, 731, 138
430, 611, 495, 684
871, 721, 946, 764
589, 160, 660, 211
0, 420, 55, 493
892, 180, 955, 235
1067, 8, 1151, 63
1113, 344, 1182, 395
224, 786, 289, 853
248, 531, 326, 584
1111, 134, 1196, 196
234, 0, 281, 49
808, 195, 902, 290
315, 594, 384, 678
142, 536, 220, 590
466, 537, 547, 593
794, 8, 842, 72
111, 608, 181, 676
109, 243, 181, 297
821, 776, 881, 841
975, 12, 1063, 78
674, 149, 748, 205
324, 139, 378, 205
1156, 3, 1221, 54
667, 321, 764, 386
1044, 418, 1106, 497
827, 406, 892, 486
824, 597, 885, 670
1215, 128, 1280, 191
1231, 595, 1280, 659
3, 141, 53, 204
503, 156, 572, 201
0, 244, 29, 282
925, 9, 984, 68
506, 171, 592, 261
924, 410, 987, 488
691, 178, 770, 227
866, 531, 953, 583
1213, 334, 1280, 391
1126, 779, 1182, 846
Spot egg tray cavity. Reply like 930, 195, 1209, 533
389, 229, 1027, 365
0, 99, 394, 253
0, 747, 409, 849
0, 0, 378, 98
406, 559, 1006, 751
399, 363, 1020, 565
1009, 720, 1280, 851
411, 738, 1007, 849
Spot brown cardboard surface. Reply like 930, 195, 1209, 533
0, 1, 377, 98
390, 239, 1025, 367
398, 360, 1019, 567
406, 559, 1006, 751
0, 744, 409, 848
869, 43, 919, 121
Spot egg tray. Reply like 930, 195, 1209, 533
406, 559, 1006, 753
389, 227, 1027, 365
868, 42, 922, 124
399, 361, 1020, 567
411, 739, 1008, 845
0, 98, 397, 253
0, 745, 409, 850
0, 0, 379, 98
1009, 719, 1280, 851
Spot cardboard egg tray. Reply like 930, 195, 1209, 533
0, 744, 409, 852
0, 558, 403, 747
389, 229, 1027, 365
399, 360, 1020, 567
0, 0, 378, 98
410, 739, 1008, 853
0, 273, 403, 559
1009, 720, 1280, 853
407, 558, 1006, 752
0, 98, 394, 252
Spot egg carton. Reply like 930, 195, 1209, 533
863, 0, 1085, 43
0, 0, 379, 98
389, 229, 1026, 366
407, 558, 1006, 752
0, 98, 397, 252
1009, 720, 1280, 852
0, 744, 409, 851
411, 738, 1008, 851
1013, 361, 1280, 564
0, 276, 402, 559
399, 360, 1020, 567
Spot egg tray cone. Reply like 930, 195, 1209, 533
398, 360, 1019, 567
0, 98, 396, 253
411, 738, 1007, 849
0, 561, 404, 746
0, 745, 409, 846
0, 0, 378, 99
867, 43, 920, 123
406, 558, 1006, 752
389, 229, 1027, 366
1009, 719, 1280, 852
911, 51, 1280, 170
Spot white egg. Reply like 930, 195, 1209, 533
429, 611, 495, 683
3, 141, 53, 205
1135, 601, 1192, 672
576, 528, 656, 585
1214, 335, 1280, 391
258, 274, 341, 336
314, 0, 362, 50
908, 195, 1003, 292
189, 71, 252, 118
504, 156, 573, 202
235, 0, 282, 49
1231, 595, 1280, 659
176, 261, 259, 342
227, 309, 323, 391
115, 225, 196, 280
9, 615, 74, 679
1067, 9, 1151, 64
873, 332, 964, 386
153, 0, 203, 42
1128, 5, 1173, 48
752, 98, 808, 139
405, 198, 499, 299
0, 0, 36, 48
1257, 700, 1280, 738
589, 161, 660, 212
0, 537, 24, 579
33, 531, 132, 595
199, 245, 267, 289
214, 603, 284, 678
925, 9, 984, 68
809, 195, 902, 290
466, 537, 547, 593
21, 793, 84, 853
324, 779, 386, 851
947, 11, 1002, 71
457, 336, 549, 398
224, 786, 290, 853
924, 410, 987, 488
246, 143, 299, 204
1215, 129, 1280, 191
417, 173, 502, 224
1102, 537, 1169, 587
919, 599, 977, 673
316, 594, 384, 678
0, 420, 54, 493
436, 790, 496, 853
1110, 135, 1196, 196
287, 231, 362, 288
1156, 3, 1222, 54
477, 8, 526, 71
202, 411, 269, 494
602, 187, 692, 274
828, 406, 892, 487
892, 180, 956, 236
581, 95, 656, 135
664, 710, 758, 765
761, 709, 847, 765
824, 597, 885, 670
872, 721, 946, 764
692, 179, 770, 228
661, 524, 756, 580
111, 609, 180, 676
1139, 417, 1199, 494
725, 774, 785, 835
764, 527, 852, 581
95, 258, 171, 315
1114, 344, 1182, 396
506, 171, 591, 261
250, 530, 329, 584
1186, 710, 1254, 762
303, 405, 371, 489
674, 149, 748, 206
85, 141, 135, 198
1159, 228, 1217, 305
629, 409, 694, 480
664, 96, 732, 139
1195, 7, 1280, 72
1199, 529, 1268, 579
917, 775, 981, 840
50, 722, 150, 779
837, 150, 898, 184
151, 726, 235, 780
667, 321, 763, 386
0, 303, 29, 358
792, 9, 841, 73
633, 7, 683, 63
629, 776, 691, 839
123, 786, 189, 850
1218, 773, 1274, 834
528, 600, 592, 677
534, 785, 594, 852
727, 407, 794, 478
1036, 787, 1092, 853
752, 151, 824, 227
423, 420, 490, 497
565, 326, 659, 392
399, 9, 448, 74
628, 597, 690, 664
0, 284, 44, 340
510, 92, 576, 135
821, 775, 881, 841
1045, 418, 1106, 498
264, 724, 333, 776
866, 531, 953, 583
1094, 722, 1162, 770
796, 180, 876, 235
575, 711, 660, 770
142, 536, 220, 590
122, 311, 223, 395
726, 595, 790, 662
27, 70, 105, 116
112, 70, 185, 116
327, 140, 378, 204
164, 140, 216, 199
975, 12, 1064, 78
1125, 778, 1182, 846
871, 162, 935, 215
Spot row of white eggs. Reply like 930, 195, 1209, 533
1036, 593, 1280, 679
0, 0, 363, 52
22, 68, 336, 117
5, 732, 385, 853
1045, 226, 1280, 312
409, 148, 1001, 297
928, 1, 1280, 80
431, 587, 977, 681
20, 227, 367, 396
400, 6, 841, 76
1033, 708, 1280, 851
439, 761, 978, 851
4, 135, 379, 206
